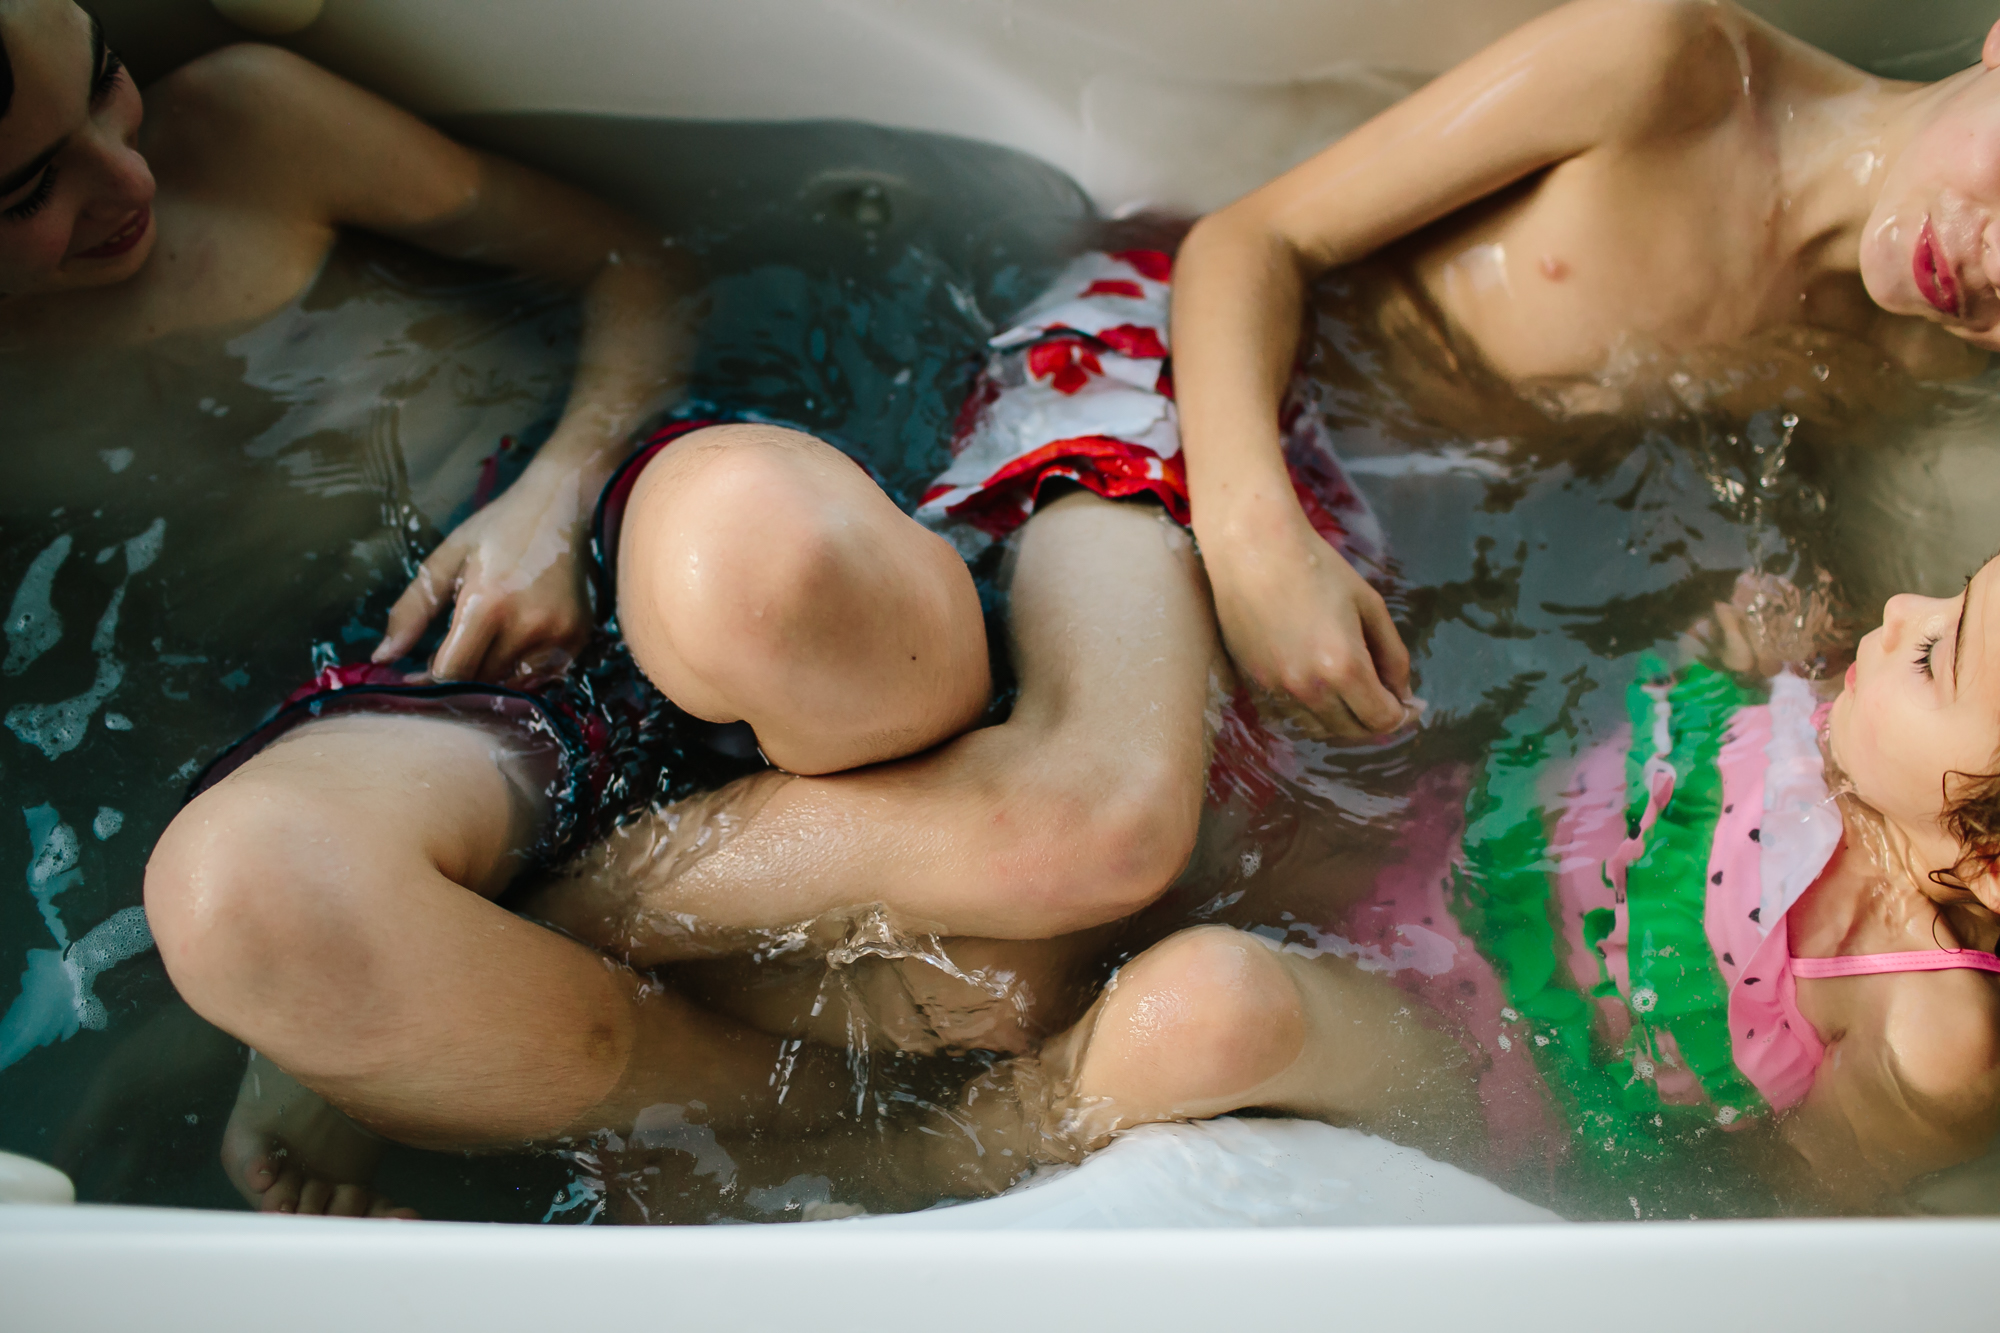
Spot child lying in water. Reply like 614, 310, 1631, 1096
1170, 0, 2000, 741
521, 558, 2000, 1218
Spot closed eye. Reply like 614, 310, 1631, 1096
91, 49, 126, 106
1, 168, 58, 224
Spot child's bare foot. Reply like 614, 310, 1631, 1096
221, 1053, 418, 1219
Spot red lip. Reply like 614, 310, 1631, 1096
1914, 219, 1960, 316
75, 208, 150, 261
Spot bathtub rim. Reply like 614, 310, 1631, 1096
0, 1203, 1982, 1331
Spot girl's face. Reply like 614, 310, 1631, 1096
1830, 553, 2000, 901
0, 0, 154, 300
1858, 24, 2000, 351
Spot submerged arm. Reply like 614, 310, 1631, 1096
184, 45, 696, 681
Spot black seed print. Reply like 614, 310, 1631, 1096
1722, 952, 1734, 965
1744, 977, 1760, 985
1712, 871, 1723, 885
1724, 804, 1734, 814
1749, 828, 1761, 842
1749, 908, 1761, 923
1746, 1030, 1755, 1039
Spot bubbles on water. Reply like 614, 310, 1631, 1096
91, 808, 122, 841
3, 535, 71, 676
4, 519, 164, 760
0, 805, 154, 1072
102, 713, 131, 732
98, 449, 133, 474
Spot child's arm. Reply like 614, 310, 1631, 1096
160, 46, 695, 683
1171, 0, 1743, 736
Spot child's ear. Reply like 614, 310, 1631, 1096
1984, 20, 2000, 71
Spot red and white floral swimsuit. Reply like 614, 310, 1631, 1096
914, 248, 1386, 579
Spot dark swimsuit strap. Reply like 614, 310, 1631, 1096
587, 419, 726, 621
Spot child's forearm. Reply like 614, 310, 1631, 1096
1172, 211, 1321, 550
527, 245, 698, 507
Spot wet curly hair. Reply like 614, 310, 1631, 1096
1936, 768, 2000, 897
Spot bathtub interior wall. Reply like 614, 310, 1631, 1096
96, 0, 2000, 215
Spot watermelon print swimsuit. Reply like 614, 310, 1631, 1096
1331, 660, 2000, 1180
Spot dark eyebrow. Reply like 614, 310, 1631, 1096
0, 14, 104, 201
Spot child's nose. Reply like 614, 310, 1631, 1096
1880, 593, 1927, 646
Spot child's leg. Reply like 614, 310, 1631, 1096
529, 489, 1221, 951
145, 713, 851, 1158
616, 424, 991, 775
670, 926, 1122, 1060
1049, 926, 1485, 1159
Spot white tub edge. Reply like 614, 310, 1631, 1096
0, 1204, 1988, 1332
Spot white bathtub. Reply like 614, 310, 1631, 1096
6, 1, 2000, 1327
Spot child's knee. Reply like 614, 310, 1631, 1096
1089, 926, 1306, 1107
618, 425, 989, 771
616, 428, 842, 685
146, 776, 370, 1023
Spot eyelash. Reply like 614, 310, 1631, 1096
2, 49, 126, 224
93, 50, 126, 104
2, 169, 58, 223
1916, 634, 1942, 680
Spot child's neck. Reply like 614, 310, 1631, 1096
1772, 67, 1964, 288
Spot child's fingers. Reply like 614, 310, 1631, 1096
375, 546, 464, 663
1357, 586, 1412, 701
1334, 666, 1409, 736
429, 591, 500, 682
1713, 602, 1756, 673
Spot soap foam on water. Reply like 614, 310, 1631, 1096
0, 804, 154, 1072
4, 520, 163, 760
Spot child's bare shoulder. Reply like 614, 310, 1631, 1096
142, 45, 333, 192
1882, 969, 2000, 1114
1560, 0, 1764, 139
144, 46, 476, 225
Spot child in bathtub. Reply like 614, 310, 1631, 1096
827, 561, 2000, 1213
0, 0, 684, 684
1161, 0, 2000, 745
436, 557, 2000, 1217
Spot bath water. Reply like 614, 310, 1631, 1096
1, 116, 1996, 1224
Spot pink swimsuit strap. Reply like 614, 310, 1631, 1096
1790, 949, 2000, 980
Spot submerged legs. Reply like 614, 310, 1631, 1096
145, 713, 850, 1168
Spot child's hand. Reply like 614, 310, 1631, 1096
1205, 511, 1417, 741
375, 460, 594, 684
1693, 571, 1840, 679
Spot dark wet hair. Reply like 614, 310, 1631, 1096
1, 29, 12, 122
1938, 769, 2000, 894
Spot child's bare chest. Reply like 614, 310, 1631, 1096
1406, 136, 1817, 385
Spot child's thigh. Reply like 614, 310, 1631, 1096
148, 712, 554, 948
